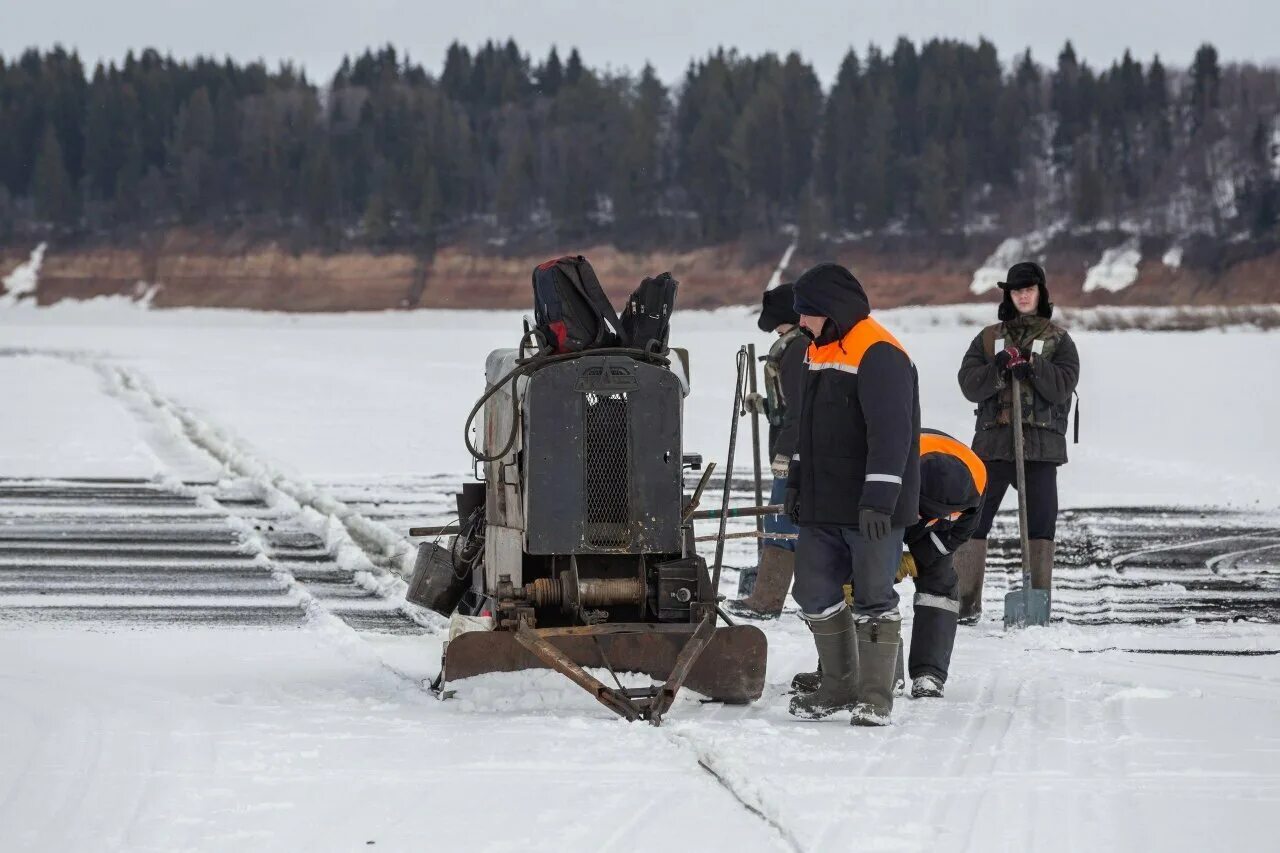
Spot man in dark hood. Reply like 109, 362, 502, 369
733, 283, 808, 618
784, 263, 920, 727
954, 261, 1080, 624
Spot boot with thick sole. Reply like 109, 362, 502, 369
730, 545, 795, 619
954, 539, 988, 625
851, 615, 901, 727
912, 675, 944, 698
1030, 538, 1055, 609
791, 664, 821, 694
788, 607, 859, 720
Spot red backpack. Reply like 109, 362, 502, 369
531, 255, 624, 353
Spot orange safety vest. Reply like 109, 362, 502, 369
919, 430, 988, 519
806, 316, 910, 371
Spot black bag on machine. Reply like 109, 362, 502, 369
620, 272, 678, 353
531, 255, 624, 354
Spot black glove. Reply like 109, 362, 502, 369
784, 488, 800, 525
859, 507, 891, 543
993, 348, 1014, 376
1010, 356, 1034, 382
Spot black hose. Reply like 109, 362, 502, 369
463, 343, 671, 463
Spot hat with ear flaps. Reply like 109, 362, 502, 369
757, 282, 800, 332
997, 261, 1053, 321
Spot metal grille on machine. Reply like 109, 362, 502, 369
583, 392, 631, 548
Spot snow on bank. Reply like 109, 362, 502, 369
1163, 245, 1184, 269
0, 242, 46, 304
969, 224, 1062, 294
1083, 238, 1142, 293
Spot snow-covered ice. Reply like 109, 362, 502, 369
3, 299, 1277, 509
1, 298, 1279, 851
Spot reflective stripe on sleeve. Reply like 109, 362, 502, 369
808, 361, 858, 374
929, 531, 950, 554
865, 474, 902, 484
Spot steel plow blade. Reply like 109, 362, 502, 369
441, 623, 768, 703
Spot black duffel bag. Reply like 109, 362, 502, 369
620, 272, 678, 353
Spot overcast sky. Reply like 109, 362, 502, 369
4, 0, 1278, 85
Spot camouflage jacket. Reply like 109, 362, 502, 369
957, 316, 1080, 464
762, 328, 808, 459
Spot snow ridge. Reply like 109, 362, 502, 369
60, 351, 444, 632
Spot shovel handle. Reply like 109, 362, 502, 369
1011, 377, 1033, 585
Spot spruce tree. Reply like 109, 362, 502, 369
33, 124, 76, 226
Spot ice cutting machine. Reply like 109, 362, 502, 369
407, 348, 767, 723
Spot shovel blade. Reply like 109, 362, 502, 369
442, 623, 767, 703
1004, 588, 1051, 629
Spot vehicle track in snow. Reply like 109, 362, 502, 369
1, 352, 807, 851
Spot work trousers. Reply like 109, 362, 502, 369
793, 524, 904, 618
972, 460, 1059, 541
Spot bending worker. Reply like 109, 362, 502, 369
784, 263, 920, 727
792, 428, 986, 700
734, 283, 807, 618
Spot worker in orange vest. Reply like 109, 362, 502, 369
784, 263, 920, 727
792, 429, 986, 700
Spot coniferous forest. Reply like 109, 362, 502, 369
1, 39, 1277, 252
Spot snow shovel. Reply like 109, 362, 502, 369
1003, 376, 1051, 628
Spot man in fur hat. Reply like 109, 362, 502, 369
953, 261, 1081, 623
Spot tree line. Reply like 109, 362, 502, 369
1, 39, 1277, 250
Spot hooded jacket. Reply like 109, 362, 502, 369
904, 429, 987, 570
786, 264, 921, 528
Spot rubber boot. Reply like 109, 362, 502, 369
908, 592, 959, 695
730, 545, 795, 619
788, 607, 859, 720
851, 615, 901, 727
1030, 538, 1055, 608
796, 628, 905, 698
791, 663, 821, 694
955, 539, 987, 625
894, 642, 906, 695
